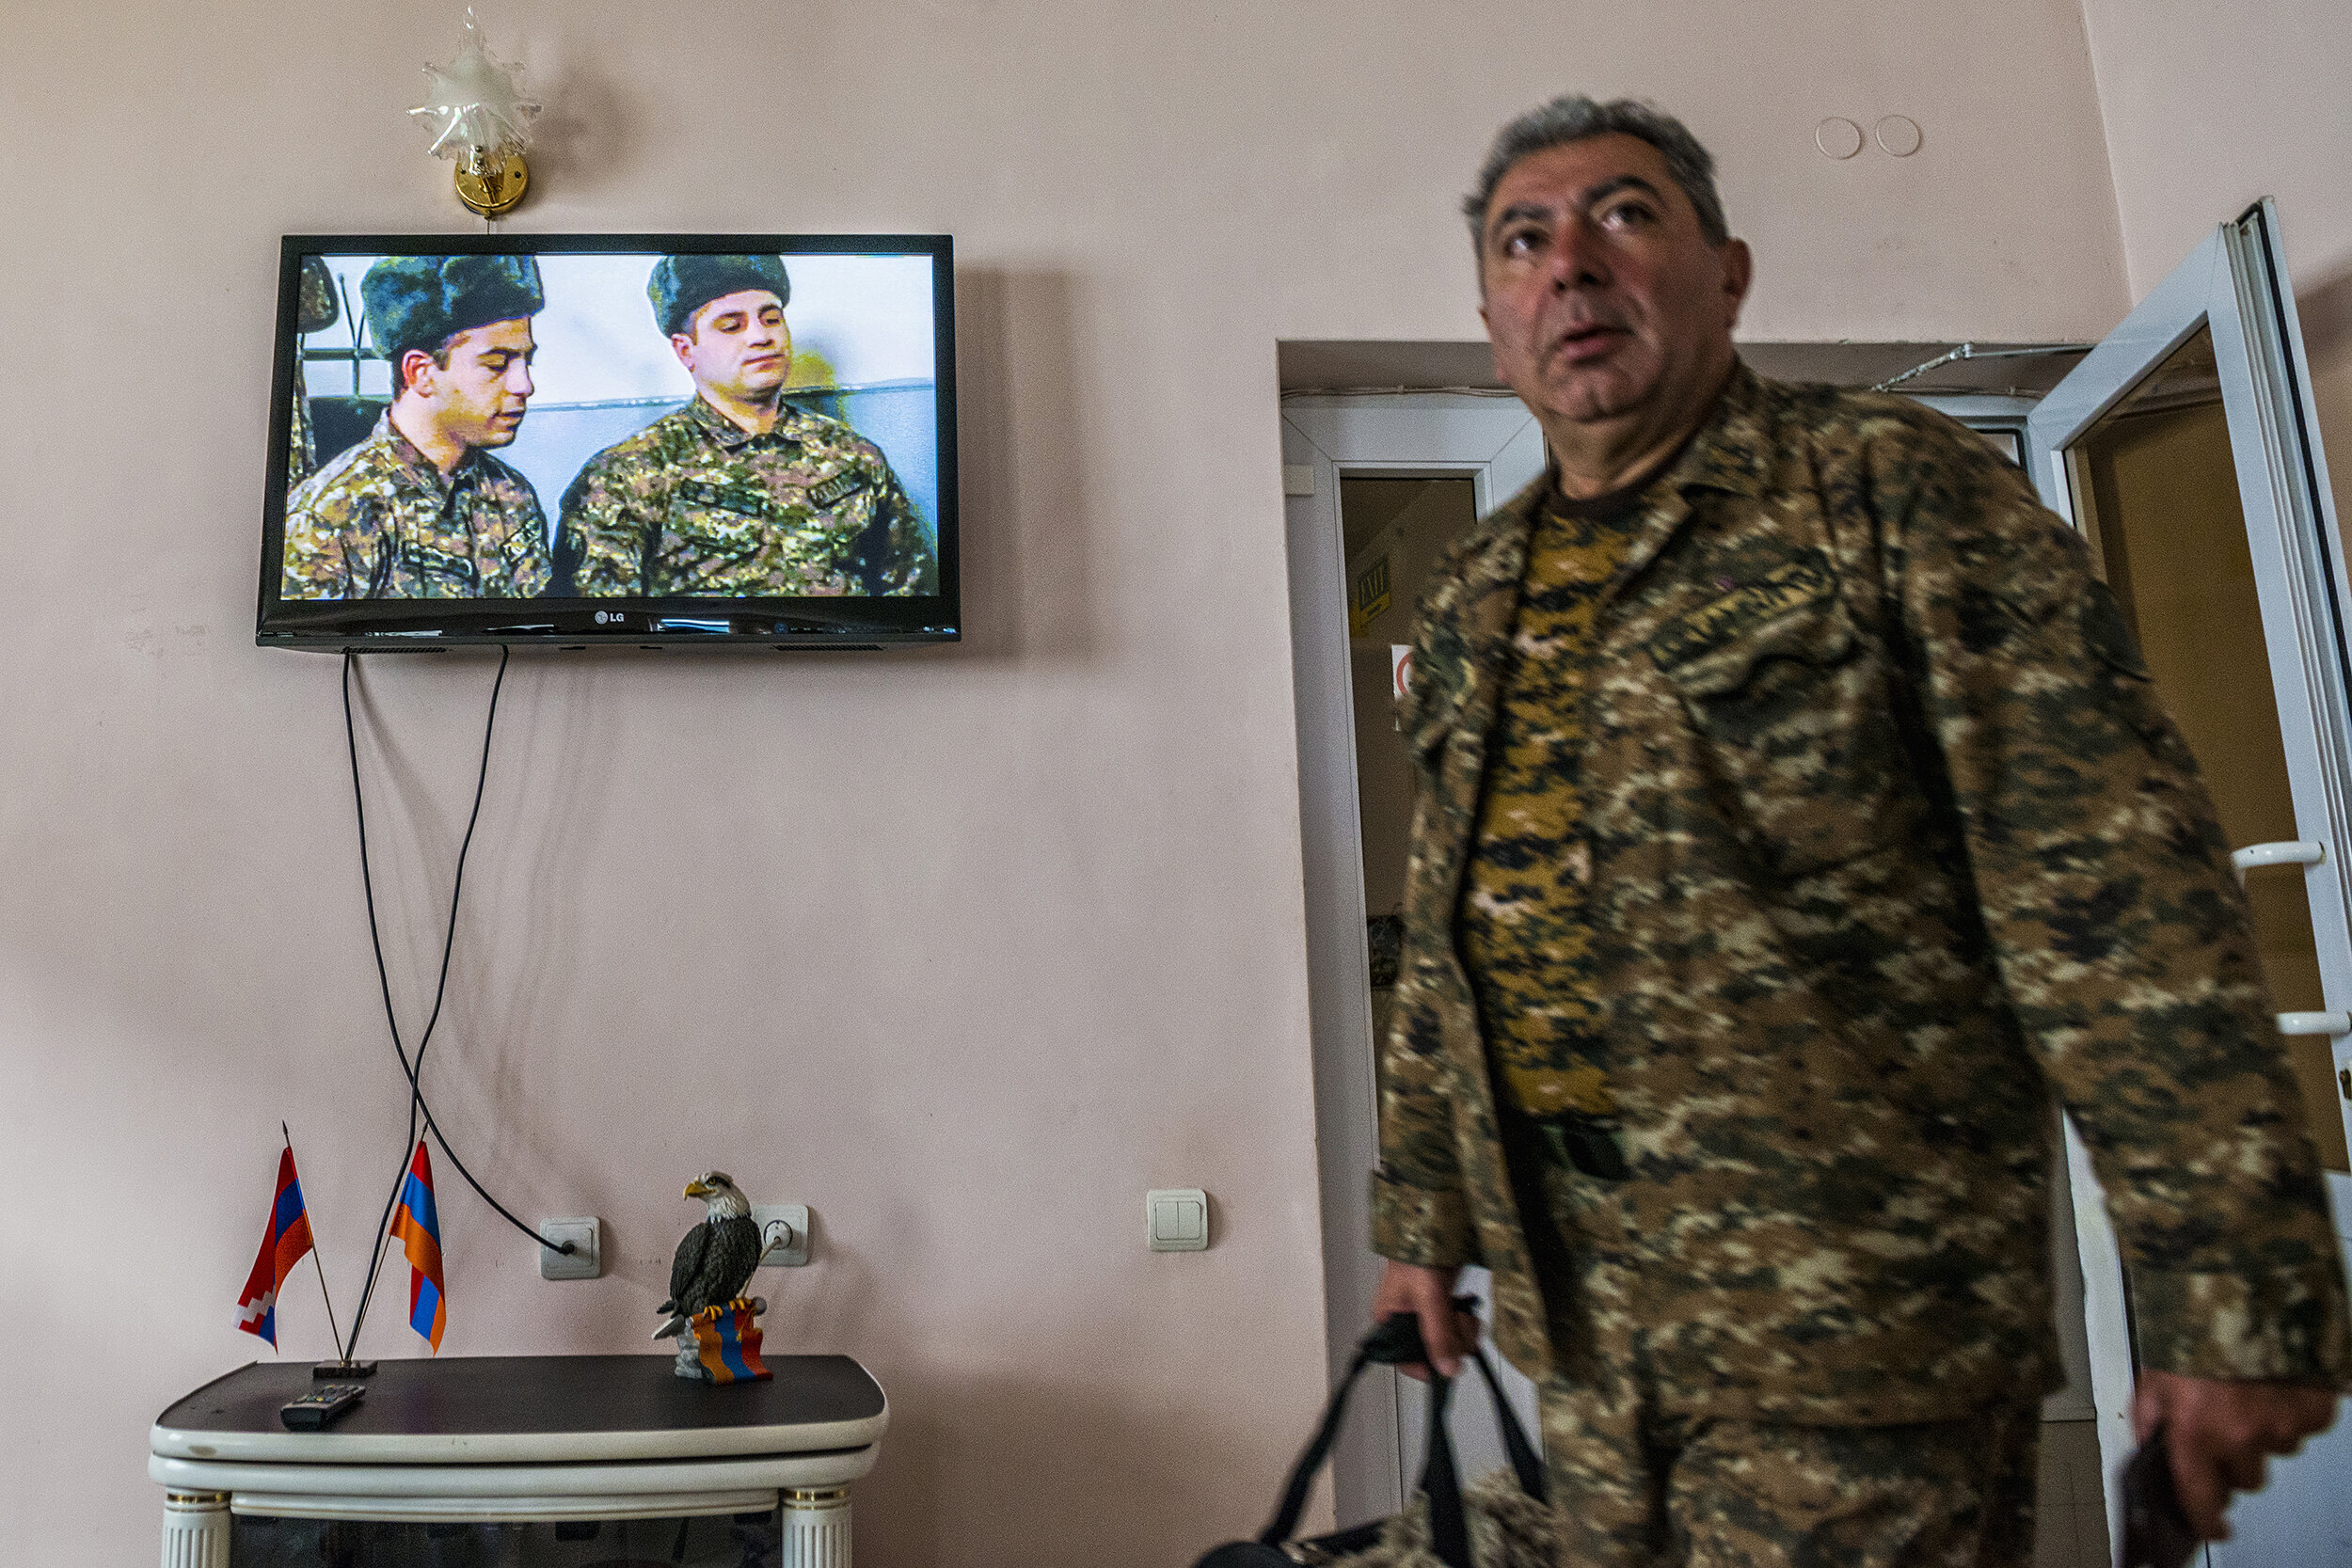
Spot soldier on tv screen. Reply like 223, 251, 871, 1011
286, 255, 341, 493
553, 254, 934, 598
281, 255, 552, 600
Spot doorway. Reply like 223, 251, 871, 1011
1281, 390, 1547, 1523
2028, 199, 2352, 1565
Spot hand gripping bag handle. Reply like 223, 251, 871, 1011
1254, 1301, 1545, 1568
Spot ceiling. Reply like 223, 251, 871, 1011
1279, 339, 2090, 398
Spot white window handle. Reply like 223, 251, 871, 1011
2277, 1012, 2351, 1037
2232, 841, 2325, 885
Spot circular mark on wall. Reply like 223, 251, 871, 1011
1815, 118, 1863, 160
1875, 115, 1923, 157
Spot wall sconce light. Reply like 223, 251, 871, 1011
410, 13, 541, 217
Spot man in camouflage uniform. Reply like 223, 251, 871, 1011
554, 253, 932, 598
1371, 95, 2348, 1565
286, 255, 341, 492
281, 254, 551, 599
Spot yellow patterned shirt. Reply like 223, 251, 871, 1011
1461, 487, 1647, 1119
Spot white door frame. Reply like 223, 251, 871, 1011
2026, 199, 2352, 1557
1281, 392, 1545, 1526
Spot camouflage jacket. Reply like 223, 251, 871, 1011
281, 413, 550, 600
1373, 363, 2352, 1423
555, 396, 933, 597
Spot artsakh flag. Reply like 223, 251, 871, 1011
389, 1138, 448, 1353
233, 1148, 316, 1347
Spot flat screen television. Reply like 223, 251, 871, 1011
259, 234, 957, 650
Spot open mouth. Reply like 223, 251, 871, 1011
1554, 324, 1624, 363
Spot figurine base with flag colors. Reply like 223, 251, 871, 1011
678, 1297, 771, 1385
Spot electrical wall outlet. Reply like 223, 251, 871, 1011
753, 1204, 810, 1267
539, 1217, 601, 1280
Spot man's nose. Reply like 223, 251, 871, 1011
1551, 218, 1611, 289
510, 363, 533, 398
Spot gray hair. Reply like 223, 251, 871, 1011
1463, 96, 1731, 249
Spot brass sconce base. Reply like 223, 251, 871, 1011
455, 154, 529, 217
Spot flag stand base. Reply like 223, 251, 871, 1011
312, 1361, 378, 1379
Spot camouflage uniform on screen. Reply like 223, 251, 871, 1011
555, 395, 932, 597
286, 255, 341, 492
289, 378, 318, 495
1374, 363, 2351, 1557
281, 413, 550, 599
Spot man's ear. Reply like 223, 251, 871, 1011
1718, 239, 1754, 326
399, 349, 437, 398
670, 332, 697, 374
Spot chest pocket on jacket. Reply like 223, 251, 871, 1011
667, 483, 770, 564
1654, 594, 1917, 879
405, 540, 481, 597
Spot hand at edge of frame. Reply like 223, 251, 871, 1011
2133, 1367, 2341, 1539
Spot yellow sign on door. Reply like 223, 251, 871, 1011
1349, 555, 1391, 638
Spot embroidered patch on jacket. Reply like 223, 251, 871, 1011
676, 480, 769, 515
806, 471, 864, 508
1646, 549, 1836, 669
408, 545, 479, 584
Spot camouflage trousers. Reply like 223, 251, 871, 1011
1511, 1133, 2040, 1567
1536, 1374, 2039, 1568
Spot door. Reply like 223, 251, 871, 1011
1281, 392, 1546, 1527
2026, 199, 2352, 1562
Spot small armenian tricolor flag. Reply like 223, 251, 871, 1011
389, 1138, 447, 1352
234, 1147, 316, 1347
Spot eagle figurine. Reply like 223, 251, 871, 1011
652, 1171, 763, 1340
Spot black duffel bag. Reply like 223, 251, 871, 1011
1194, 1305, 1550, 1568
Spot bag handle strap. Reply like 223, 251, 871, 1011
1464, 1342, 1546, 1500
1418, 1366, 1470, 1568
1257, 1300, 1544, 1567
1255, 1331, 1387, 1547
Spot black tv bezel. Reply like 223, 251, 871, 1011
258, 232, 960, 652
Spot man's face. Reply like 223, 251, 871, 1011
1478, 133, 1750, 436
673, 290, 792, 402
402, 318, 536, 450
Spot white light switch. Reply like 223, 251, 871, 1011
753, 1204, 811, 1267
1147, 1189, 1210, 1251
538, 1217, 601, 1280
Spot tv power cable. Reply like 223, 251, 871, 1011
337, 647, 574, 1362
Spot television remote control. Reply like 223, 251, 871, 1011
280, 1383, 367, 1431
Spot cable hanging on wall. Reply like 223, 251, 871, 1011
337, 648, 573, 1363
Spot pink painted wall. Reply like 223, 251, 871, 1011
2080, 0, 2352, 567
0, 2, 2127, 1561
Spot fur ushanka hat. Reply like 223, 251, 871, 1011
362, 254, 546, 365
647, 253, 792, 338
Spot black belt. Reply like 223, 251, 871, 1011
1503, 1106, 1629, 1181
